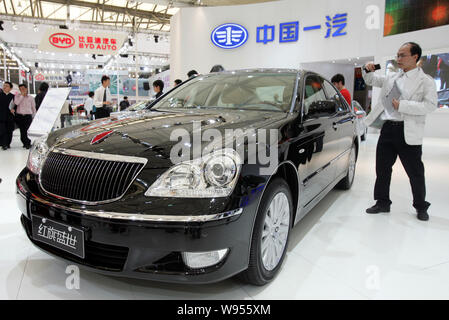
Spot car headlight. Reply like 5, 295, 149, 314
27, 135, 49, 175
145, 148, 241, 198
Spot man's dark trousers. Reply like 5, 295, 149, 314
374, 120, 430, 211
0, 118, 14, 147
15, 114, 32, 147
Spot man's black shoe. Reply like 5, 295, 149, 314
24, 145, 31, 149
417, 210, 429, 221
1, 146, 7, 150
366, 204, 390, 214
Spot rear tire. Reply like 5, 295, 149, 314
336, 143, 357, 190
239, 177, 293, 286
361, 128, 367, 141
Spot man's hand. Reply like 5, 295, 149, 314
10, 109, 15, 114
392, 98, 400, 110
364, 62, 377, 72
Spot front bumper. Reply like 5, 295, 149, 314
16, 169, 262, 284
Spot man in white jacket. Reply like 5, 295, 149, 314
363, 42, 438, 221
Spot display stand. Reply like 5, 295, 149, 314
28, 87, 71, 140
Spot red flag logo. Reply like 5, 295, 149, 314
90, 130, 114, 145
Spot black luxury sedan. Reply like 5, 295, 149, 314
17, 69, 359, 285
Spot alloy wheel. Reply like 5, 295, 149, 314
261, 192, 290, 271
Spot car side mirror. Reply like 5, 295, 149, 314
308, 100, 337, 116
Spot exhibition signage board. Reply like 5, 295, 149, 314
28, 87, 71, 138
38, 29, 127, 55
211, 13, 348, 49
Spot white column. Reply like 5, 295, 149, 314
135, 53, 139, 101
116, 59, 120, 111
3, 51, 6, 81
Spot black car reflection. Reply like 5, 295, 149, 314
17, 69, 358, 285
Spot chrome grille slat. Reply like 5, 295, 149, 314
105, 162, 120, 200
92, 160, 108, 202
40, 150, 146, 204
81, 158, 96, 201
110, 162, 126, 198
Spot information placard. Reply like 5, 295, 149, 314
28, 87, 71, 139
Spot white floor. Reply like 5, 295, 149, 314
1, 131, 449, 300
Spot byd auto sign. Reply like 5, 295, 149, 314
49, 33, 75, 49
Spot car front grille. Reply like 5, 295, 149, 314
40, 149, 146, 204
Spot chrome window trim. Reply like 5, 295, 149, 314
38, 148, 148, 205
288, 72, 301, 114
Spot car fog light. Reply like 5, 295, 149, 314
182, 249, 229, 269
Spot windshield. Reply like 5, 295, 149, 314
153, 72, 296, 112
128, 101, 148, 111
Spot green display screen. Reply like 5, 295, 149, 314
384, 0, 449, 36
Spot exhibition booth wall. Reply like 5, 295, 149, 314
170, 0, 449, 138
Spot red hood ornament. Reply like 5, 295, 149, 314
91, 130, 114, 145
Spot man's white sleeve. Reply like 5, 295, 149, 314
362, 68, 386, 88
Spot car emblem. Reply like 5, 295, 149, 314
91, 130, 114, 145
211, 23, 248, 49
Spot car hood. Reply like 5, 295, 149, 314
48, 109, 287, 168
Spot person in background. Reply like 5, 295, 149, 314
0, 81, 15, 150
174, 79, 182, 87
187, 70, 198, 79
13, 84, 36, 149
120, 96, 130, 111
93, 75, 112, 119
331, 74, 352, 105
84, 91, 94, 120
60, 98, 72, 129
210, 65, 225, 73
34, 82, 49, 111
153, 80, 164, 99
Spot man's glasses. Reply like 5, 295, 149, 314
396, 54, 412, 59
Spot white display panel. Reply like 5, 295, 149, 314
28, 88, 71, 139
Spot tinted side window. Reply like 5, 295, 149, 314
303, 75, 327, 117
323, 80, 348, 113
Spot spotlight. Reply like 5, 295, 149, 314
154, 35, 159, 43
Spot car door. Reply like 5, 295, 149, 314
322, 80, 355, 180
294, 74, 339, 207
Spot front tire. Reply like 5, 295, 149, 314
240, 177, 293, 286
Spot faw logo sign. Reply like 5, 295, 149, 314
49, 33, 75, 49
